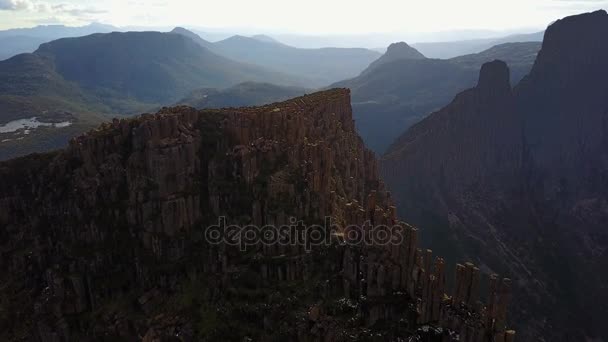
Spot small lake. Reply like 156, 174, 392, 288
0, 117, 72, 134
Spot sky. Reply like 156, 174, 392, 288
0, 0, 607, 37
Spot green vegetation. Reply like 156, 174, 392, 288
0, 31, 306, 160
177, 82, 309, 109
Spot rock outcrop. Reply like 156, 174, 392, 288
381, 10, 608, 341
0, 89, 513, 341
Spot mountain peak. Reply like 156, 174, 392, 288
519, 9, 608, 96
360, 41, 425, 75
384, 41, 426, 60
171, 26, 189, 33
539, 10, 608, 66
170, 27, 213, 48
478, 59, 511, 93
251, 34, 281, 44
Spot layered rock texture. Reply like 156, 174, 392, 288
0, 89, 513, 341
382, 10, 608, 341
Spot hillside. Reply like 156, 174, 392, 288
0, 31, 304, 160
199, 32, 381, 87
360, 41, 426, 75
0, 89, 514, 341
0, 53, 110, 160
333, 41, 541, 153
381, 10, 608, 341
35, 32, 302, 105
169, 27, 215, 49
177, 82, 309, 109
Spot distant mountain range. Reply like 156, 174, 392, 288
333, 41, 542, 153
0, 25, 382, 88
0, 23, 117, 61
0, 23, 545, 160
411, 31, 544, 59
0, 22, 117, 39
172, 28, 382, 87
0, 31, 304, 160
36, 32, 300, 104
381, 10, 608, 341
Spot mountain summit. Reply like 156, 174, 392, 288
379, 42, 426, 61
362, 41, 425, 74
477, 59, 511, 96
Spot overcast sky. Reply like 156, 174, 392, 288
0, 0, 607, 36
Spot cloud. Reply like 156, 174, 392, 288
1, 0, 105, 17
0, 0, 107, 26
50, 4, 106, 16
0, 0, 33, 10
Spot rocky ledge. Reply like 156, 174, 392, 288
0, 89, 513, 341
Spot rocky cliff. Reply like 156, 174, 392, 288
381, 10, 608, 341
0, 89, 513, 341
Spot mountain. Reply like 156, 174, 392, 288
0, 22, 117, 40
209, 33, 382, 87
0, 52, 111, 160
449, 42, 541, 83
177, 82, 309, 108
412, 31, 544, 59
35, 31, 302, 104
361, 42, 426, 74
251, 29, 539, 49
250, 34, 282, 44
0, 89, 514, 341
0, 31, 304, 160
381, 10, 608, 341
169, 26, 214, 49
333, 41, 541, 153
0, 23, 117, 61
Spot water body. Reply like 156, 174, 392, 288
0, 117, 72, 134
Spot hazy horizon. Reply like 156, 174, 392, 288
0, 0, 606, 42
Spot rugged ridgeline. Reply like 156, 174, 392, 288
0, 31, 307, 161
331, 41, 539, 154
381, 10, 608, 341
0, 89, 513, 341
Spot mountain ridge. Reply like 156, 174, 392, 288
0, 31, 306, 160
333, 41, 540, 153
0, 89, 515, 341
381, 10, 608, 340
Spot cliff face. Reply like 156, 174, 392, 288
381, 10, 608, 341
0, 89, 513, 341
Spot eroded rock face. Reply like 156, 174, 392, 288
382, 10, 608, 341
0, 89, 512, 341
477, 60, 511, 97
